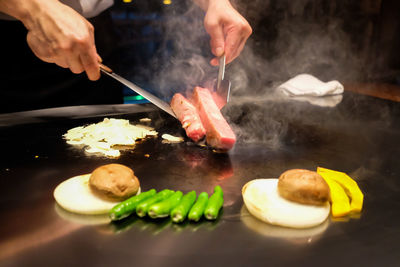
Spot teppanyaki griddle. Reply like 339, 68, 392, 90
1, 92, 400, 267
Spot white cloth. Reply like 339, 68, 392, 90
78, 0, 114, 18
279, 74, 344, 97
283, 94, 344, 107
278, 74, 344, 107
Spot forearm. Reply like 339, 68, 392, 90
0, 0, 55, 28
0, 0, 34, 20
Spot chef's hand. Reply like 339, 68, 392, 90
0, 0, 101, 80
202, 0, 252, 66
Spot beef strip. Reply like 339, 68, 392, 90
170, 93, 206, 142
192, 86, 236, 150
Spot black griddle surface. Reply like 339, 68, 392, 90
1, 94, 400, 267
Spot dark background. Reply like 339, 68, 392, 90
107, 0, 400, 103
1, 0, 399, 111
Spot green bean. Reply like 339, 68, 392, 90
136, 189, 174, 217
148, 191, 183, 219
188, 192, 208, 222
170, 190, 197, 223
109, 189, 157, 221
204, 185, 224, 220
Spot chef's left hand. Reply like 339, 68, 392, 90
203, 0, 252, 66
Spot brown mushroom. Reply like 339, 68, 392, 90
89, 164, 140, 201
278, 169, 330, 205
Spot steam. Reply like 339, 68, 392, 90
146, 4, 215, 98
139, 0, 385, 147
229, 1, 369, 96
147, 1, 372, 96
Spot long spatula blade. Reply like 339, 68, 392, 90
100, 64, 176, 118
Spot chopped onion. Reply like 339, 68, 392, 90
63, 118, 158, 157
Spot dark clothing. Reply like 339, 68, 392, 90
0, 10, 123, 113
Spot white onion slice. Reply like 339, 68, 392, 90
242, 179, 330, 229
53, 174, 140, 215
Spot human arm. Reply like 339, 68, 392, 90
0, 0, 100, 80
194, 0, 252, 65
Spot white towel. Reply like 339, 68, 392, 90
79, 0, 114, 18
278, 74, 344, 107
279, 74, 344, 96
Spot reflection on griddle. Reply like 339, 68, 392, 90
102, 215, 139, 234
106, 214, 221, 235
54, 204, 111, 225
178, 146, 234, 181
55, 205, 224, 236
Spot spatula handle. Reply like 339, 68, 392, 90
99, 63, 113, 74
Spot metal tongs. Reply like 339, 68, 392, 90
215, 54, 231, 109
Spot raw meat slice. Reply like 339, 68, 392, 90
212, 91, 226, 110
170, 93, 206, 142
192, 86, 236, 150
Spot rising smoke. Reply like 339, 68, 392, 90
143, 0, 384, 147
149, 0, 373, 97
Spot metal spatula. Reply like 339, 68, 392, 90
99, 63, 176, 118
214, 54, 231, 109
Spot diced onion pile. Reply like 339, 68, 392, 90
63, 118, 158, 157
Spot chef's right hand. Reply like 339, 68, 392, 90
21, 0, 101, 80
195, 0, 252, 66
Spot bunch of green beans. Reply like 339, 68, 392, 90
109, 186, 224, 223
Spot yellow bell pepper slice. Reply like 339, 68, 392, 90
317, 167, 364, 213
320, 175, 351, 217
